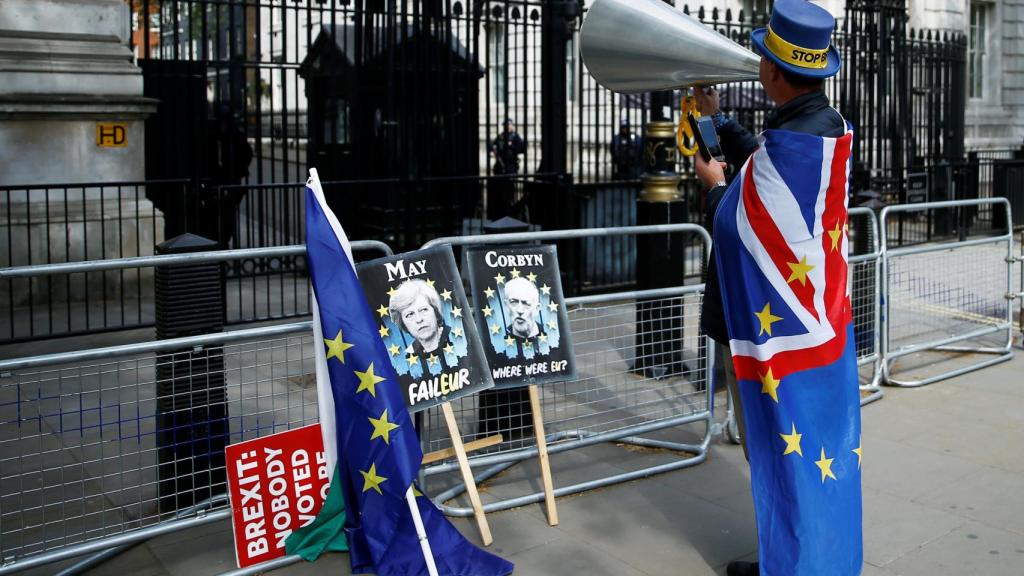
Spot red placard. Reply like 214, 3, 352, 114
225, 424, 330, 568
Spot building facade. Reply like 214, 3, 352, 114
740, 0, 1024, 150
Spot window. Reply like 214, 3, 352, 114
743, 0, 772, 19
325, 97, 350, 145
969, 2, 989, 99
487, 23, 507, 104
567, 33, 577, 103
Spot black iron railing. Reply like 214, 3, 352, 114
0, 180, 186, 342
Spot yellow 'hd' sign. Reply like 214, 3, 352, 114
96, 123, 128, 147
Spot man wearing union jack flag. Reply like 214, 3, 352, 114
692, 1, 863, 575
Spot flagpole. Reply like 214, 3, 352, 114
405, 487, 440, 576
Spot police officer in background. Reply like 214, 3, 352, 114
489, 118, 526, 175
610, 118, 642, 180
205, 103, 253, 248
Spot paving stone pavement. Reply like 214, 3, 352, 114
26, 351, 1024, 576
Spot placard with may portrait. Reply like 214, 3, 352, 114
356, 245, 493, 413
465, 244, 576, 388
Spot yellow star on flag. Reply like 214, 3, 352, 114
548, 301, 559, 312
482, 305, 493, 317
786, 256, 814, 286
324, 329, 354, 364
411, 483, 424, 497
527, 272, 537, 283
779, 422, 803, 457
505, 336, 515, 347
490, 323, 500, 335
523, 339, 533, 348
452, 326, 463, 338
451, 306, 463, 318
427, 353, 439, 366
360, 463, 387, 495
378, 325, 389, 338
540, 284, 552, 295
387, 286, 397, 298
443, 342, 455, 355
440, 289, 452, 301
547, 318, 558, 330
355, 362, 386, 397
494, 273, 506, 285
828, 221, 844, 252
425, 279, 436, 289
754, 302, 783, 337
760, 368, 781, 403
539, 333, 548, 343
368, 408, 400, 445
388, 344, 401, 356
376, 304, 389, 318
484, 287, 496, 298
853, 442, 863, 469
406, 354, 419, 367
815, 447, 837, 483
510, 268, 521, 278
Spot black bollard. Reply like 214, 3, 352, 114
633, 120, 687, 379
476, 217, 535, 440
155, 233, 228, 512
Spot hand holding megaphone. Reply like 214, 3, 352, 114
695, 86, 721, 116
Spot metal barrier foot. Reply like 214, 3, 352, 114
428, 416, 713, 518
883, 348, 1014, 388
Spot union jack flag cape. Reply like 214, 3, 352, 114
714, 125, 863, 575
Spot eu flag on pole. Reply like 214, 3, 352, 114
714, 127, 863, 575
303, 170, 513, 576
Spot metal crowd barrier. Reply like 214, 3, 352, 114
418, 224, 714, 516
1, 199, 1011, 574
1016, 232, 1024, 347
0, 242, 391, 576
880, 198, 1016, 386
0, 225, 715, 574
848, 207, 884, 404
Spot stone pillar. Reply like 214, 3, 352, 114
0, 0, 160, 305
0, 0, 156, 185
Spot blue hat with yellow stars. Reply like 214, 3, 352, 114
750, 0, 841, 79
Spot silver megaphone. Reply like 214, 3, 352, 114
580, 0, 762, 94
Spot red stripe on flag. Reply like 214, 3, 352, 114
820, 133, 853, 325
742, 157, 820, 322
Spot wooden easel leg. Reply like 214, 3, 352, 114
528, 384, 559, 526
441, 402, 493, 545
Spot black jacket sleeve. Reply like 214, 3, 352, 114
715, 115, 759, 169
704, 184, 729, 236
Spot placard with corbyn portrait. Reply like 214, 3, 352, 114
465, 244, 576, 387
356, 245, 493, 413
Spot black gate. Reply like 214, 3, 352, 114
1, 0, 974, 343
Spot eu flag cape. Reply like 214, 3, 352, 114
713, 128, 863, 575
302, 171, 514, 576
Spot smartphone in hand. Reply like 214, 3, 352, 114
687, 113, 725, 163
